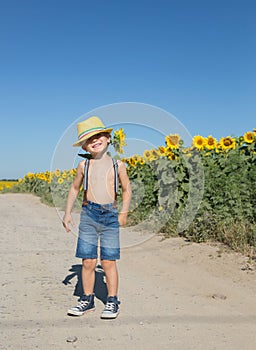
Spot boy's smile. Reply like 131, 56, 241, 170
91, 140, 102, 150
82, 132, 110, 155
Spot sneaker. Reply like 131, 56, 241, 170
101, 296, 120, 319
67, 294, 95, 316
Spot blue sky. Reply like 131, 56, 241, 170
0, 0, 255, 178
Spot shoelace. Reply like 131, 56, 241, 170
77, 300, 89, 310
104, 302, 115, 311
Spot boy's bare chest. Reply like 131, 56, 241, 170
87, 160, 114, 188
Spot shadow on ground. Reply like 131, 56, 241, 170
62, 264, 108, 304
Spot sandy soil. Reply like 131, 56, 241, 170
0, 193, 255, 350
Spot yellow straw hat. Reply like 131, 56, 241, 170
73, 116, 113, 147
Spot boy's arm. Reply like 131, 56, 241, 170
62, 161, 84, 232
117, 160, 132, 226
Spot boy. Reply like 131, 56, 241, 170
62, 116, 131, 319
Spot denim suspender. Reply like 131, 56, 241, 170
82, 158, 119, 207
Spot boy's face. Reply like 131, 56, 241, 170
82, 132, 111, 154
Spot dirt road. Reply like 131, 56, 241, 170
0, 194, 255, 350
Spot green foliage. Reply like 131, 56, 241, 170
2, 130, 256, 256
172, 146, 256, 254
126, 162, 158, 225
125, 143, 256, 255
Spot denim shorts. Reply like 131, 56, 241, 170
75, 201, 120, 260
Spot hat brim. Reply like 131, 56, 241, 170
73, 128, 113, 147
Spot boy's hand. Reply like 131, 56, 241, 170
118, 212, 128, 226
62, 213, 75, 232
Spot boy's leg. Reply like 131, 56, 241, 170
82, 258, 97, 295
100, 259, 120, 319
67, 258, 97, 316
99, 206, 120, 319
100, 259, 118, 296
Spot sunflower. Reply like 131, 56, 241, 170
27, 172, 35, 178
165, 134, 180, 149
37, 174, 47, 181
62, 171, 67, 179
219, 136, 236, 150
151, 149, 160, 160
133, 155, 145, 165
158, 146, 168, 157
139, 157, 145, 165
244, 131, 254, 144
128, 155, 143, 167
182, 147, 193, 156
143, 150, 151, 162
112, 128, 127, 154
192, 135, 206, 150
129, 158, 137, 167
167, 150, 177, 161
58, 178, 64, 185
132, 155, 140, 164
238, 136, 244, 145
182, 148, 192, 157
205, 135, 217, 150
69, 169, 76, 176
124, 157, 136, 168
55, 169, 61, 177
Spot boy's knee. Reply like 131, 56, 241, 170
82, 258, 97, 270
101, 259, 116, 270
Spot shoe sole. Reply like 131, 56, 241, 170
67, 307, 96, 317
100, 310, 120, 319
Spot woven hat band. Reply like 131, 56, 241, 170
78, 127, 105, 140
